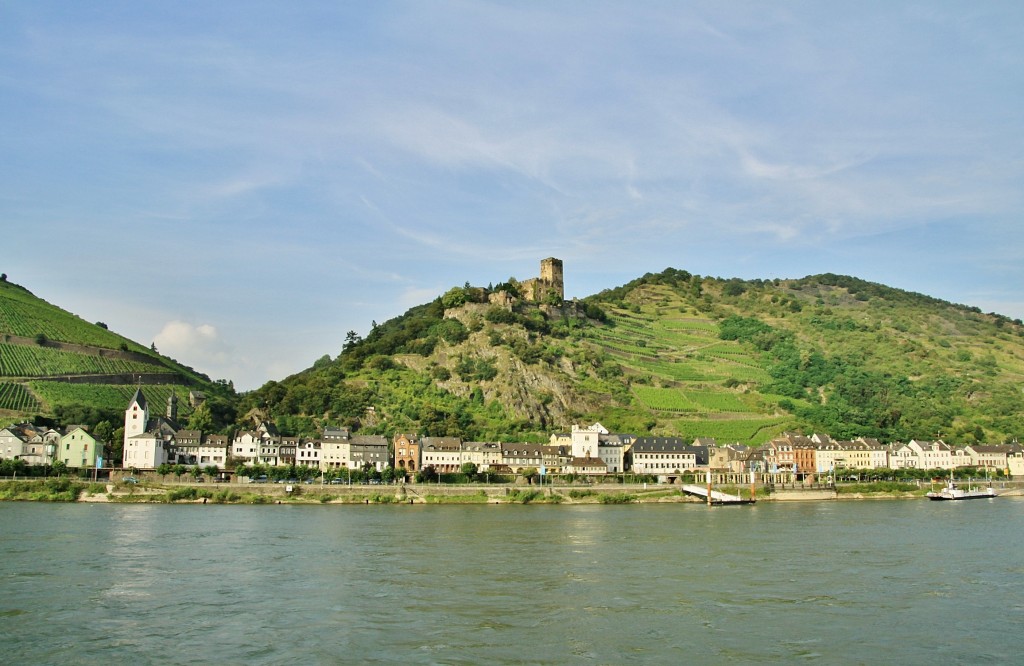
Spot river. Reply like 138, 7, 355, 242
2, 499, 1022, 664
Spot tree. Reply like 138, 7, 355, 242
342, 330, 362, 353
191, 465, 203, 480
172, 464, 186, 481
416, 465, 439, 483
1, 458, 27, 477
521, 467, 539, 484
441, 286, 468, 309
92, 420, 114, 444
156, 463, 172, 481
50, 460, 67, 477
187, 402, 214, 432
204, 465, 219, 479
460, 462, 478, 478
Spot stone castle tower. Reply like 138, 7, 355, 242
539, 257, 564, 300
520, 257, 564, 303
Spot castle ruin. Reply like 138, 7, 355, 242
521, 257, 564, 304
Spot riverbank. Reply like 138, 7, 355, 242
3, 478, 1020, 504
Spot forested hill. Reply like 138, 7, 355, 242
0, 277, 235, 430
240, 268, 1024, 446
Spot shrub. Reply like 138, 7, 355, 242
507, 490, 542, 504
597, 493, 636, 504
166, 487, 214, 502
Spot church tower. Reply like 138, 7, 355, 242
124, 388, 150, 458
167, 393, 178, 424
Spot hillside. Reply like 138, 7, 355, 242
0, 277, 236, 432
239, 268, 1024, 445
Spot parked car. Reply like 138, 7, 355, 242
250, 475, 269, 483
329, 478, 345, 484
122, 476, 138, 484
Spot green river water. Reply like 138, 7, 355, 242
1, 499, 1022, 664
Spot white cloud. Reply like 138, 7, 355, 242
153, 321, 231, 374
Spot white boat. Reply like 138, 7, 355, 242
926, 478, 997, 501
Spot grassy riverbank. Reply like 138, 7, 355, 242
836, 481, 926, 497
3, 479, 1018, 504
0, 478, 105, 502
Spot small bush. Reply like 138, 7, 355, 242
507, 490, 542, 504
166, 487, 214, 502
211, 490, 242, 503
597, 493, 636, 504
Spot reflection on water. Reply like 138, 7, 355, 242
1, 500, 1022, 664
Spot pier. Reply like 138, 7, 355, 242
681, 484, 755, 505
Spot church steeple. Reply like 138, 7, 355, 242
167, 393, 178, 423
124, 388, 149, 441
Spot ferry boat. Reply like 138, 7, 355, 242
926, 479, 997, 501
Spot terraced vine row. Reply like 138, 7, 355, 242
681, 391, 756, 413
0, 382, 40, 412
0, 344, 160, 377
661, 320, 717, 333
666, 418, 790, 445
633, 386, 698, 412
634, 386, 760, 414
30, 382, 192, 416
0, 298, 128, 348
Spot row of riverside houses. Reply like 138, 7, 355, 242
4, 390, 1024, 479
0, 422, 104, 469
755, 432, 1024, 478
119, 405, 1024, 480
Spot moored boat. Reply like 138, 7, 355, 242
926, 479, 997, 501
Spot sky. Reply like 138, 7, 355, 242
2, 1, 1022, 391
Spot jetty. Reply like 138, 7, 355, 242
681, 484, 755, 505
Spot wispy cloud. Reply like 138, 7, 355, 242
3, 1, 1023, 387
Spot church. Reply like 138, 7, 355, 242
121, 389, 181, 469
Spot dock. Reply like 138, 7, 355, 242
681, 484, 755, 505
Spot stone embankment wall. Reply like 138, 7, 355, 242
769, 488, 838, 501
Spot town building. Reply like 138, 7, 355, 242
629, 437, 697, 479
393, 433, 420, 474
61, 427, 104, 469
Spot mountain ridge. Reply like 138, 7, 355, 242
237, 266, 1024, 446
3, 268, 1023, 449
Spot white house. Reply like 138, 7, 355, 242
296, 440, 322, 468
0, 426, 26, 461
908, 440, 954, 470
630, 437, 697, 477
421, 437, 463, 473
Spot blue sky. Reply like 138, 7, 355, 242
2, 1, 1022, 391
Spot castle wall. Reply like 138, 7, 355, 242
523, 258, 564, 303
